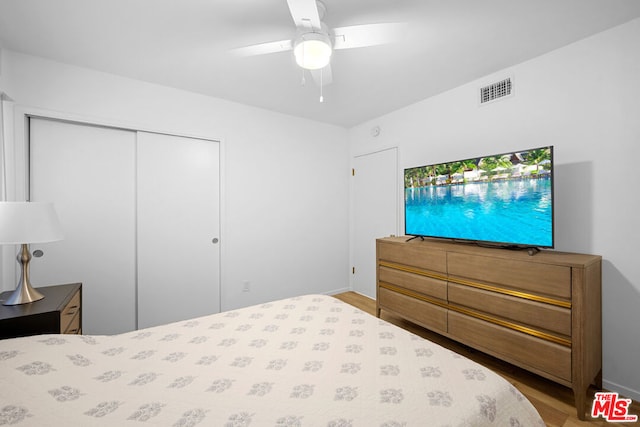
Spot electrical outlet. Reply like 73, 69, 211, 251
242, 281, 250, 292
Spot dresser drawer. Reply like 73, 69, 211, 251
379, 266, 447, 300
378, 241, 447, 273
448, 283, 571, 336
447, 252, 571, 299
448, 311, 571, 382
378, 287, 447, 334
63, 309, 81, 334
60, 289, 81, 334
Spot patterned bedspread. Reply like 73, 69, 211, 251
0, 294, 544, 426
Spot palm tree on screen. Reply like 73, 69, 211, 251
524, 148, 551, 173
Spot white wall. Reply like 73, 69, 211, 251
0, 49, 350, 310
0, 47, 14, 287
349, 18, 640, 401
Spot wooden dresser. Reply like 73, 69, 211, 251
376, 237, 601, 420
0, 283, 82, 339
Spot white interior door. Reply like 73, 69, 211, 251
352, 148, 398, 298
137, 132, 221, 328
30, 117, 137, 334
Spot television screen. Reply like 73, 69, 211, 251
404, 146, 554, 248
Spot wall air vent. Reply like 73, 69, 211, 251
479, 77, 513, 104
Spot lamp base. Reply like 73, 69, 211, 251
2, 282, 45, 306
2, 244, 45, 306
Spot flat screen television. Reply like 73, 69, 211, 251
404, 146, 554, 248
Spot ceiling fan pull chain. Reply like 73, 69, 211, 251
319, 68, 324, 103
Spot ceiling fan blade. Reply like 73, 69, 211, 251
230, 39, 293, 57
333, 22, 407, 50
311, 65, 332, 86
286, 0, 321, 30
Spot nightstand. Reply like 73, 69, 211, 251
0, 283, 82, 339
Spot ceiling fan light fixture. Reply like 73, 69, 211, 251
294, 32, 332, 70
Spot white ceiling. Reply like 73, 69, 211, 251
1, 0, 640, 127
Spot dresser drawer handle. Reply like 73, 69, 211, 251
64, 304, 79, 314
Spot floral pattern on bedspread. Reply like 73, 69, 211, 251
0, 294, 544, 426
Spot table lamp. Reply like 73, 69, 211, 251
0, 201, 64, 305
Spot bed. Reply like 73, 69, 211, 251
0, 294, 544, 426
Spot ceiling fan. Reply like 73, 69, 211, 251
232, 0, 406, 92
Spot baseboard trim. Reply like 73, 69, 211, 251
324, 286, 350, 296
603, 379, 640, 402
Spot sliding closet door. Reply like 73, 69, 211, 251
29, 118, 137, 334
136, 132, 220, 328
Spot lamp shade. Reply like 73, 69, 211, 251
0, 202, 64, 244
